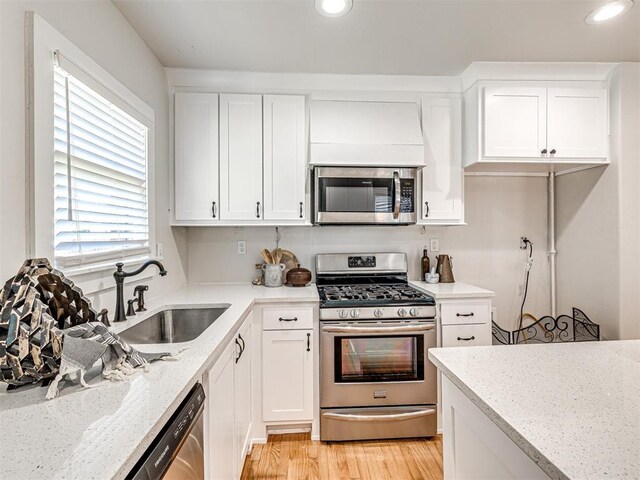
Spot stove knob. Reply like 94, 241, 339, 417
338, 309, 348, 319
350, 309, 360, 319
409, 308, 419, 317
374, 308, 384, 318
398, 308, 408, 317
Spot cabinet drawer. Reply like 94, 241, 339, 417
263, 306, 314, 330
440, 301, 490, 325
441, 324, 491, 347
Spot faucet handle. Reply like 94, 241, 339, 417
127, 298, 138, 316
97, 308, 110, 327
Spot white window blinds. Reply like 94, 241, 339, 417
53, 66, 150, 268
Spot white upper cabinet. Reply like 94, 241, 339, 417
219, 94, 263, 221
174, 92, 219, 221
263, 95, 307, 221
419, 97, 464, 224
547, 88, 608, 159
465, 83, 609, 173
483, 87, 547, 158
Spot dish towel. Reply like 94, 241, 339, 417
45, 322, 175, 400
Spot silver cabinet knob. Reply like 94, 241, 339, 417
398, 308, 408, 317
350, 309, 360, 319
338, 309, 348, 319
374, 308, 384, 318
409, 308, 419, 317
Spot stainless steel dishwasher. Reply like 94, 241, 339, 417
128, 383, 206, 480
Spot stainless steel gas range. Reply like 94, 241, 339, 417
316, 252, 438, 442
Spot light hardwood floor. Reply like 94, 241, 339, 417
240, 433, 443, 480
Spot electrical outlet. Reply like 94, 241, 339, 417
430, 238, 439, 252
156, 243, 164, 258
237, 240, 247, 255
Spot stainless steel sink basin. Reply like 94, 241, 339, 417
118, 306, 230, 344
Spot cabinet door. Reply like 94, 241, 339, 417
174, 92, 219, 221
547, 88, 608, 159
206, 343, 235, 480
420, 97, 463, 223
483, 87, 547, 158
219, 94, 263, 220
262, 330, 313, 422
263, 95, 307, 221
234, 319, 252, 478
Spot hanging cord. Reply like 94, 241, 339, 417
517, 239, 534, 331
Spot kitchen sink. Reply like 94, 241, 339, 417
118, 306, 230, 344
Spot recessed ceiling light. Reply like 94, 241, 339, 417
315, 0, 353, 17
586, 0, 634, 24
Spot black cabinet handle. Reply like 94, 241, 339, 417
306, 332, 311, 352
279, 317, 298, 322
424, 201, 430, 218
256, 202, 261, 218
549, 149, 556, 155
299, 202, 304, 219
457, 336, 476, 341
238, 333, 245, 353
456, 312, 475, 317
211, 201, 217, 218
235, 338, 242, 363
541, 149, 547, 156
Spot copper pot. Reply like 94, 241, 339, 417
286, 264, 312, 287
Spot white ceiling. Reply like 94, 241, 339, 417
113, 0, 640, 76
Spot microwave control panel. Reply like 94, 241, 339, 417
400, 179, 415, 213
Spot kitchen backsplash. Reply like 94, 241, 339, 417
185, 176, 551, 329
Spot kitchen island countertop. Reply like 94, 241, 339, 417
0, 283, 319, 480
429, 340, 640, 480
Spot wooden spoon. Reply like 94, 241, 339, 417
261, 248, 274, 264
272, 248, 283, 264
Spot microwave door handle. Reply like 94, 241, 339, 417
393, 171, 400, 219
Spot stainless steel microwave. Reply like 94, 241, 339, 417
313, 167, 418, 225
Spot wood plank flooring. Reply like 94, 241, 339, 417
240, 433, 443, 480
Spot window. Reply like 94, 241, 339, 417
53, 65, 150, 268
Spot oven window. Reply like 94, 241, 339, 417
334, 335, 424, 383
318, 178, 394, 213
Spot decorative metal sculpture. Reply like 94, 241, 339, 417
0, 259, 72, 386
492, 308, 600, 345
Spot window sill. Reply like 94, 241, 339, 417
60, 256, 165, 296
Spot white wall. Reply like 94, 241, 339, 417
0, 1, 187, 312
186, 176, 550, 329
556, 63, 640, 340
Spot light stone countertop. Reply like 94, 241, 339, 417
429, 340, 640, 480
0, 282, 319, 480
410, 280, 495, 299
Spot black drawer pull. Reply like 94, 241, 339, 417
306, 332, 311, 352
279, 317, 298, 322
456, 312, 475, 317
457, 336, 476, 341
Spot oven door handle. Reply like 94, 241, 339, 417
321, 324, 435, 334
393, 170, 401, 220
322, 408, 436, 423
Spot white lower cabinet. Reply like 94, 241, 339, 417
205, 340, 235, 480
262, 329, 313, 422
439, 298, 492, 348
205, 316, 252, 480
442, 375, 550, 479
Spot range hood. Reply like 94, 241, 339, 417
309, 100, 425, 167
